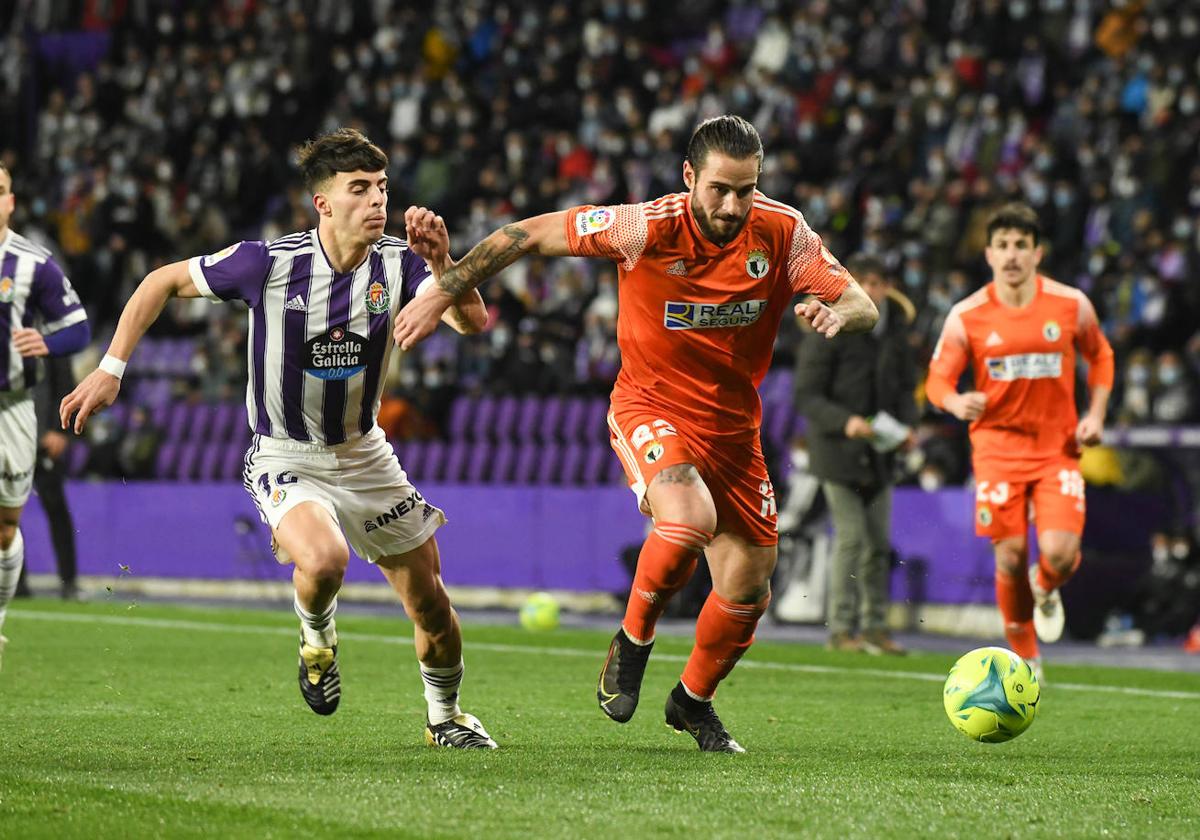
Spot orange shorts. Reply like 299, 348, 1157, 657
973, 458, 1086, 541
607, 407, 777, 545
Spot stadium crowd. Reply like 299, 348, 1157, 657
3, 0, 1199, 444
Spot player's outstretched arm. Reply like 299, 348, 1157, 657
394, 211, 570, 350
794, 277, 878, 339
60, 259, 201, 434
404, 205, 488, 336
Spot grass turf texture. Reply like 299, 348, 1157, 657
2, 600, 1198, 839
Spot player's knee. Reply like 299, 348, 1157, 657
0, 522, 17, 552
993, 541, 1026, 577
404, 587, 451, 629
293, 541, 349, 587
651, 467, 717, 534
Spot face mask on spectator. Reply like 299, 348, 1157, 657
1128, 365, 1150, 385
1158, 365, 1181, 387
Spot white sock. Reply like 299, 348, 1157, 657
420, 660, 464, 725
0, 529, 25, 634
294, 593, 337, 648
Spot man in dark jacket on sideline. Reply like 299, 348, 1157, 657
795, 254, 917, 654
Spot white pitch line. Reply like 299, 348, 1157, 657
14, 609, 1200, 701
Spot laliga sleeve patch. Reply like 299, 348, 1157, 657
575, 208, 614, 236
202, 243, 241, 266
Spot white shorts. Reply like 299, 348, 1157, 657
0, 391, 36, 508
243, 426, 446, 563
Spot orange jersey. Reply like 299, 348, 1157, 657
564, 192, 849, 441
928, 275, 1115, 475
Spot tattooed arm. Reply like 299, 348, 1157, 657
394, 212, 571, 349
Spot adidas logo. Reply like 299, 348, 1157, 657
284, 295, 308, 312
666, 259, 688, 276
985, 331, 1004, 347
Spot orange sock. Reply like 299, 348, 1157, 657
622, 522, 712, 643
680, 591, 769, 701
1036, 549, 1081, 592
995, 571, 1038, 660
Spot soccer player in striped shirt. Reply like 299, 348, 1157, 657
0, 161, 91, 669
61, 129, 499, 748
396, 116, 879, 752
927, 203, 1114, 683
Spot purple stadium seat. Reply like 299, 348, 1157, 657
540, 442, 564, 483
165, 403, 191, 443
198, 442, 223, 481
491, 396, 519, 442
512, 441, 541, 484
605, 452, 628, 484
583, 398, 609, 443
67, 442, 90, 477
560, 397, 587, 443
211, 401, 240, 442
583, 443, 611, 485
154, 442, 179, 479
176, 441, 202, 480
422, 441, 447, 482
515, 395, 541, 441
443, 440, 470, 482
557, 442, 585, 485
470, 395, 497, 442
189, 404, 216, 443
447, 396, 474, 441
395, 440, 425, 479
464, 441, 493, 483
490, 441, 516, 483
222, 441, 247, 481
537, 396, 564, 443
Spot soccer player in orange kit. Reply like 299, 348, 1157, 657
394, 116, 878, 752
926, 203, 1114, 682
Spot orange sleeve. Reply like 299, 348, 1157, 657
926, 306, 971, 409
563, 204, 649, 271
1076, 292, 1115, 390
786, 215, 850, 302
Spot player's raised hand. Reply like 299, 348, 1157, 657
1076, 413, 1104, 447
946, 391, 988, 422
394, 285, 455, 351
60, 368, 122, 434
404, 205, 450, 269
11, 327, 49, 358
796, 299, 846, 338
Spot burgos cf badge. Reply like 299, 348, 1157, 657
365, 280, 390, 314
977, 506, 992, 527
0, 277, 13, 303
575, 207, 614, 236
746, 249, 770, 279
1042, 320, 1061, 342
643, 441, 664, 464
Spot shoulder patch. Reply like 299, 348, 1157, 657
575, 207, 615, 236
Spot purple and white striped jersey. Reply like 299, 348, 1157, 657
0, 229, 87, 393
188, 229, 431, 445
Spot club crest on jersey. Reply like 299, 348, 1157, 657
202, 243, 240, 266
745, 249, 770, 279
575, 207, 614, 236
643, 441, 665, 464
305, 324, 368, 380
1042, 320, 1061, 342
0, 277, 12, 303
270, 487, 287, 507
977, 506, 992, 527
365, 281, 390, 314
664, 298, 767, 330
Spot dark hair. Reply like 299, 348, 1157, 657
685, 115, 763, 173
986, 202, 1041, 246
845, 253, 888, 280
296, 128, 388, 193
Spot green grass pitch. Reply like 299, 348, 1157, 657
2, 599, 1198, 839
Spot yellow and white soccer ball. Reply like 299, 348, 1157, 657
943, 646, 1040, 743
519, 592, 560, 632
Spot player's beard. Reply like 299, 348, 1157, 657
690, 195, 748, 247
